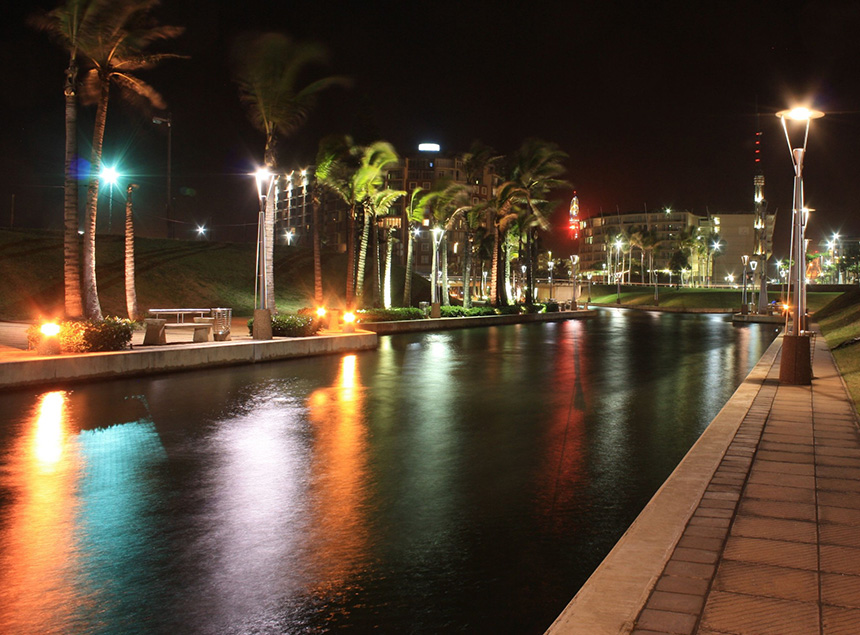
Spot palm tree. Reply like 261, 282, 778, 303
364, 188, 405, 306
402, 187, 433, 306
232, 32, 346, 312
352, 144, 400, 305
498, 139, 570, 306
430, 182, 471, 306
124, 182, 139, 320
29, 0, 108, 318
317, 139, 398, 308
448, 203, 486, 308
72, 0, 184, 319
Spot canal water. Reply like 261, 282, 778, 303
0, 310, 778, 634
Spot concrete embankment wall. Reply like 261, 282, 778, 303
0, 333, 377, 391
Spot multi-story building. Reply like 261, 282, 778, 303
578, 208, 775, 285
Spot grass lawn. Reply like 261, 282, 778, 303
586, 284, 842, 313
815, 289, 860, 415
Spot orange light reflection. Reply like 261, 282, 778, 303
0, 391, 87, 632
306, 354, 370, 593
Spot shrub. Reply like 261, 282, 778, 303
465, 306, 496, 317
440, 305, 467, 318
545, 301, 560, 313
247, 313, 322, 337
356, 307, 424, 322
27, 317, 135, 353
495, 305, 520, 315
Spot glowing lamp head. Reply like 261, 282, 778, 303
343, 312, 356, 324
778, 107, 825, 121
316, 307, 327, 318
40, 322, 60, 337
100, 166, 119, 185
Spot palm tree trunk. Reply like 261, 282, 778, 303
82, 80, 109, 321
124, 184, 139, 321
346, 204, 356, 308
373, 221, 382, 307
463, 236, 472, 309
505, 240, 513, 304
441, 235, 450, 306
312, 188, 323, 306
384, 228, 394, 309
489, 226, 499, 306
63, 59, 82, 318
355, 205, 372, 302
403, 226, 414, 306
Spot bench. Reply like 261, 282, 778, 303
143, 317, 214, 345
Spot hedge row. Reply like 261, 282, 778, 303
246, 313, 323, 337
27, 317, 136, 353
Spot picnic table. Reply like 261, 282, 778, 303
143, 308, 233, 345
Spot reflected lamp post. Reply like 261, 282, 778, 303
777, 106, 824, 384
253, 167, 276, 340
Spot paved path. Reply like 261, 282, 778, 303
632, 330, 860, 634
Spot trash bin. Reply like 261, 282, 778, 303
211, 308, 232, 341
418, 301, 430, 317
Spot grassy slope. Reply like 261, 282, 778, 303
816, 289, 860, 415
587, 284, 841, 313
0, 229, 430, 320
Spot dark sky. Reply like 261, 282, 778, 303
3, 0, 859, 255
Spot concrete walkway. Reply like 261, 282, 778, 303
549, 329, 860, 634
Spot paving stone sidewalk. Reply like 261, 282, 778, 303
633, 331, 860, 635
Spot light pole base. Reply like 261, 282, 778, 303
779, 334, 812, 385
252, 308, 272, 340
430, 302, 441, 318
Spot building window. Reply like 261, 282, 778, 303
422, 182, 430, 189
421, 242, 430, 252
420, 255, 430, 265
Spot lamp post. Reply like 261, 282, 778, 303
152, 113, 173, 239
614, 239, 622, 303
100, 165, 119, 233
547, 259, 554, 301
777, 106, 823, 384
253, 167, 275, 340
741, 254, 749, 312
749, 260, 758, 310
586, 271, 593, 304
431, 227, 444, 309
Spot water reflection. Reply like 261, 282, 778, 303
0, 312, 778, 634
0, 391, 84, 633
307, 355, 371, 599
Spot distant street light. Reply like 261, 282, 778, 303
615, 239, 623, 303
776, 106, 824, 384
431, 227, 444, 305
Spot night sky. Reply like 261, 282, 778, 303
2, 0, 859, 255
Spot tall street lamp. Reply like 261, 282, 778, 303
586, 271, 593, 304
152, 113, 173, 238
777, 106, 823, 384
100, 165, 120, 233
253, 167, 275, 340
614, 239, 622, 304
741, 254, 750, 312
431, 227, 444, 308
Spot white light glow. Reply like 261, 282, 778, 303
418, 143, 440, 152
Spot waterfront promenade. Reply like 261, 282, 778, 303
549, 329, 860, 634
